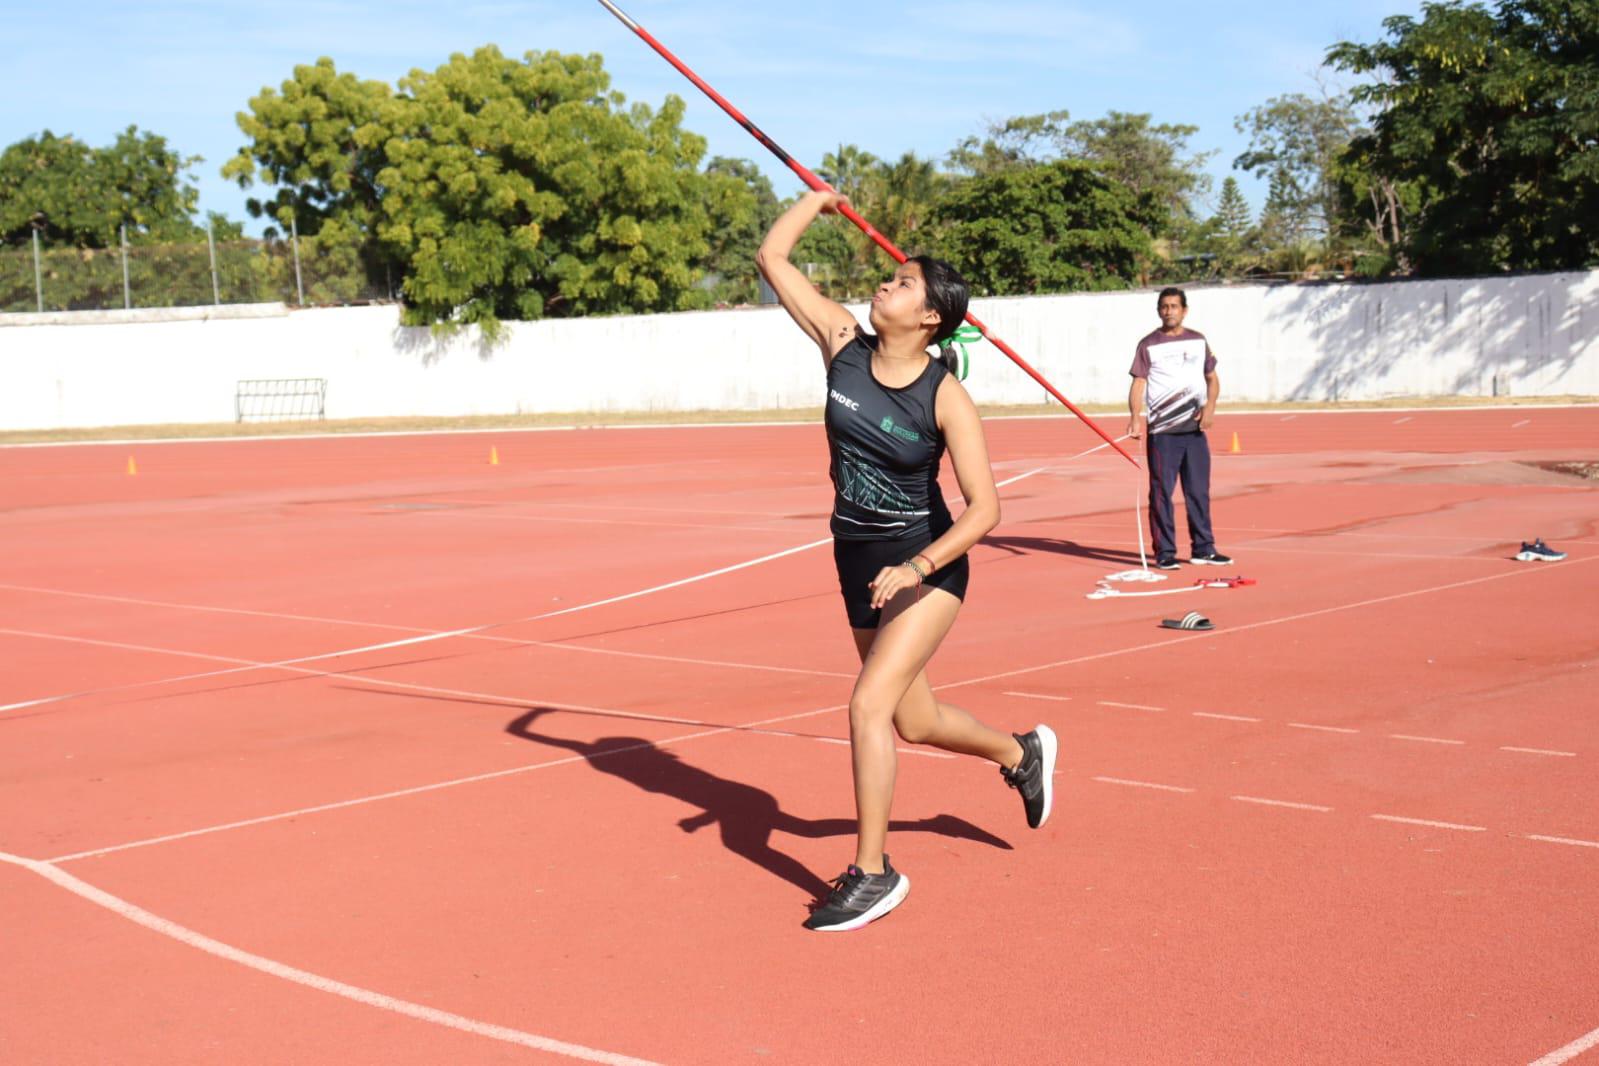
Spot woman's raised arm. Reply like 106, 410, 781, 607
755, 190, 861, 363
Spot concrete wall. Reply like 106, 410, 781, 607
3, 270, 1596, 431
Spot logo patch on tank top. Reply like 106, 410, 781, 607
878, 415, 921, 443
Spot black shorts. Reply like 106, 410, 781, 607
833, 537, 970, 630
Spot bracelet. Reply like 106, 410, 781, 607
903, 558, 928, 584
913, 553, 936, 575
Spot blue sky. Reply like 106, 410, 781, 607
3, 1, 1424, 234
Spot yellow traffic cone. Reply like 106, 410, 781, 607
488, 446, 499, 466
1229, 432, 1241, 454
126, 455, 138, 475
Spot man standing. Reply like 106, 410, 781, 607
1127, 287, 1231, 570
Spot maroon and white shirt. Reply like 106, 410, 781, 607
1130, 327, 1216, 434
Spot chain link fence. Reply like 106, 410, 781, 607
0, 226, 396, 314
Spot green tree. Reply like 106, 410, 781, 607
231, 47, 719, 328
1060, 112, 1213, 237
946, 111, 1209, 242
1233, 91, 1365, 245
929, 160, 1157, 296
701, 156, 779, 305
1328, 0, 1599, 274
0, 127, 203, 248
946, 112, 1071, 176
223, 57, 393, 239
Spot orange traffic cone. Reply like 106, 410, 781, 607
1229, 432, 1241, 454
488, 446, 499, 466
126, 455, 138, 475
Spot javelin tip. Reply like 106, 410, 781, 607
593, 0, 641, 32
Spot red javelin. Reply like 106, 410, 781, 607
593, 0, 1139, 468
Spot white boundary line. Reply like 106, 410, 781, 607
5, 400, 1592, 450
1231, 796, 1334, 812
0, 850, 660, 1066
1530, 1024, 1599, 1066
1091, 776, 1195, 794
1370, 814, 1487, 832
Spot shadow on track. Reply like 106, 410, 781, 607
506, 707, 1010, 898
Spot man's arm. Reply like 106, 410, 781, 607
1127, 377, 1148, 440
1200, 369, 1220, 431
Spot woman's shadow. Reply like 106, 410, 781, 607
507, 708, 1010, 898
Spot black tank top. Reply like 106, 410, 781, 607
824, 334, 953, 543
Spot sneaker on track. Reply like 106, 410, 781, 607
1515, 539, 1566, 562
1155, 557, 1180, 571
1190, 552, 1234, 565
1001, 724, 1058, 829
803, 856, 910, 932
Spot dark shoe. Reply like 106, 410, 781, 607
1154, 557, 1180, 571
803, 856, 910, 932
1190, 551, 1233, 565
1000, 724, 1058, 829
1515, 538, 1566, 562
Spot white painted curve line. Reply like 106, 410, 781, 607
1392, 416, 1412, 425
1092, 776, 1195, 794
1004, 691, 1072, 703
1530, 1022, 1599, 1066
1099, 700, 1164, 712
1526, 835, 1599, 850
1193, 712, 1262, 723
1511, 419, 1531, 428
1502, 747, 1578, 758
0, 852, 660, 1066
1232, 796, 1334, 813
1288, 722, 1360, 735
1388, 734, 1467, 746
1370, 815, 1486, 832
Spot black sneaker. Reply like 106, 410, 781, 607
1155, 557, 1180, 571
1190, 552, 1233, 565
1000, 724, 1058, 829
1515, 538, 1566, 561
803, 856, 910, 932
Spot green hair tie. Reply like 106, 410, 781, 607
945, 324, 984, 382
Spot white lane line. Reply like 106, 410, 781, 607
1193, 712, 1262, 723
1389, 734, 1467, 746
943, 555, 1599, 691
805, 735, 954, 759
1280, 414, 1297, 421
1530, 1022, 1599, 1066
1098, 700, 1164, 712
1004, 691, 1072, 703
1091, 777, 1195, 794
1502, 747, 1578, 757
46, 684, 868, 863
0, 581, 852, 682
1232, 796, 1334, 813
1370, 815, 1487, 832
1392, 416, 1412, 425
0, 852, 659, 1066
1526, 835, 1599, 850
1511, 419, 1531, 428
1288, 722, 1361, 734
3, 467, 1058, 716
0, 536, 836, 713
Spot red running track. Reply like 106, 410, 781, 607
2, 406, 1597, 1064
